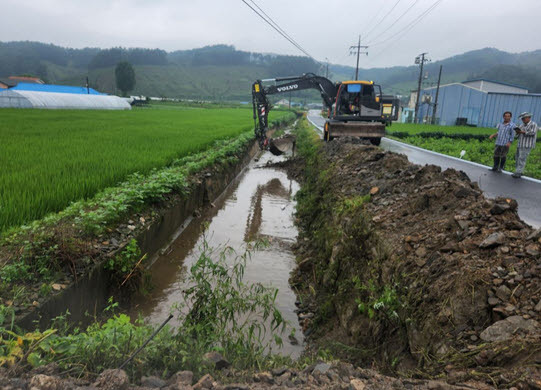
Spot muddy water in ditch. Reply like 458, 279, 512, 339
128, 151, 303, 358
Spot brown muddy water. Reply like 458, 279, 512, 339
127, 150, 303, 358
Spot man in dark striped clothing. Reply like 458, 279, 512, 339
512, 112, 538, 178
489, 111, 515, 172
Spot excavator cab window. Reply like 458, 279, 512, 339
337, 84, 373, 116
346, 84, 361, 93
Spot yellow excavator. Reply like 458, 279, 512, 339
252, 73, 398, 154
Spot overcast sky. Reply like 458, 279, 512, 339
2, 0, 540, 69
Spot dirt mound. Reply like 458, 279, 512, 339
0, 363, 495, 389
290, 137, 541, 387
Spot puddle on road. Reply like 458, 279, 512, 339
128, 150, 303, 358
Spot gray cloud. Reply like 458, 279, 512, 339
1, 0, 540, 68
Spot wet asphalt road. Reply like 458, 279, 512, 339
307, 110, 541, 228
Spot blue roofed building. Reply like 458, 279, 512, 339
416, 79, 541, 128
9, 82, 104, 95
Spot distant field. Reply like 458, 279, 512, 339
0, 106, 293, 231
386, 123, 541, 179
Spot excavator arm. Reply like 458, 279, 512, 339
252, 73, 338, 149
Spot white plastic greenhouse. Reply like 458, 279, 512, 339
0, 90, 131, 110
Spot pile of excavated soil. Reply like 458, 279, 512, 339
0, 363, 492, 389
287, 137, 540, 388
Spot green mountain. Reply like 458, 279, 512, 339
1, 42, 540, 101
333, 48, 541, 96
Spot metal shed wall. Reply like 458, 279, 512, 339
418, 84, 486, 126
480, 93, 541, 127
418, 84, 541, 128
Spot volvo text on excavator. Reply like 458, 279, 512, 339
252, 73, 398, 154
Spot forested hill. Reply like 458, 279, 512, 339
334, 48, 541, 96
0, 42, 321, 100
1, 42, 540, 100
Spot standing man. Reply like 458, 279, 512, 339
513, 112, 538, 178
489, 111, 515, 172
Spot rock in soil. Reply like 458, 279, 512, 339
480, 315, 540, 342
168, 371, 194, 387
93, 369, 129, 390
29, 375, 64, 390
141, 375, 167, 388
203, 351, 231, 370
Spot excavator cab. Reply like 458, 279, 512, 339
333, 81, 382, 121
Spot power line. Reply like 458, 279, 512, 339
364, 0, 444, 67
240, 0, 319, 63
360, 4, 387, 38
242, 0, 311, 58
365, 0, 421, 45
368, 0, 444, 47
247, 0, 307, 58
363, 0, 403, 41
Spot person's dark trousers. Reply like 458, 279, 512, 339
492, 157, 500, 171
493, 145, 510, 172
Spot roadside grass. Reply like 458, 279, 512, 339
0, 106, 294, 232
386, 124, 541, 179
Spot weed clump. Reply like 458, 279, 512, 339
0, 240, 291, 380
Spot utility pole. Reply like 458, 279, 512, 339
414, 53, 430, 124
86, 76, 90, 94
325, 57, 329, 79
350, 35, 368, 81
432, 65, 443, 125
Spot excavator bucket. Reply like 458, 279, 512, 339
327, 121, 385, 138
269, 134, 296, 156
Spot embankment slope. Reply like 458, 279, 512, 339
289, 131, 540, 388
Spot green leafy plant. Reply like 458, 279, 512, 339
174, 237, 288, 370
353, 278, 402, 322
105, 239, 146, 288
0, 262, 32, 283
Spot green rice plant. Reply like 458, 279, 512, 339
0, 107, 294, 232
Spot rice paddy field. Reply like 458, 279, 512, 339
386, 123, 541, 179
0, 106, 293, 232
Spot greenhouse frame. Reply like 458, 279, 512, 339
0, 89, 131, 110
